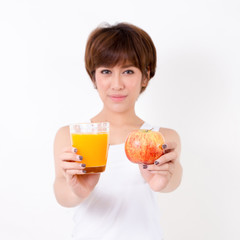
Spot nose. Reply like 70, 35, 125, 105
111, 73, 124, 90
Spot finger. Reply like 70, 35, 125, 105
62, 146, 78, 153
61, 161, 86, 171
143, 169, 170, 175
157, 162, 175, 173
155, 151, 177, 165
59, 152, 83, 162
66, 169, 86, 176
143, 162, 174, 172
162, 142, 177, 151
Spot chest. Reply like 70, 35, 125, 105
95, 144, 146, 192
108, 123, 145, 145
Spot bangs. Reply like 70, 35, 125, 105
92, 30, 141, 70
94, 45, 139, 68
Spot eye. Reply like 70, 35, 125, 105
123, 69, 134, 74
101, 69, 111, 74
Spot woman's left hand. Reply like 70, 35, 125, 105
139, 141, 181, 192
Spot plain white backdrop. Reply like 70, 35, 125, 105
0, 0, 239, 239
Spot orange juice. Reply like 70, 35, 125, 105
71, 132, 109, 173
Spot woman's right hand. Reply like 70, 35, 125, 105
58, 146, 101, 199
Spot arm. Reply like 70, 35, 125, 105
53, 126, 100, 207
139, 128, 182, 193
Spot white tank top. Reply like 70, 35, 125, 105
72, 122, 163, 240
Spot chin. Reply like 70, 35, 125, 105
107, 104, 130, 113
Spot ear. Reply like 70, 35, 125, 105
141, 78, 148, 87
92, 75, 97, 89
142, 69, 150, 87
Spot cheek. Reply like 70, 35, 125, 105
126, 79, 142, 92
95, 78, 108, 89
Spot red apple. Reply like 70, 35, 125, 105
125, 129, 165, 164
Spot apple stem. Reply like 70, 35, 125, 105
140, 128, 154, 133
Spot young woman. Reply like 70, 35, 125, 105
54, 22, 182, 240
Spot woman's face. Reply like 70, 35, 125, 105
94, 64, 148, 113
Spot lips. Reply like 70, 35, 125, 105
108, 94, 127, 102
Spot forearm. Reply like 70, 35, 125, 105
54, 177, 84, 208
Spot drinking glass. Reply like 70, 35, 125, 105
70, 122, 109, 173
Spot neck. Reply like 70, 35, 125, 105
91, 108, 143, 128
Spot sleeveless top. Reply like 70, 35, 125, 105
72, 122, 163, 240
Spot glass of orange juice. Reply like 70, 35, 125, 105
70, 122, 109, 173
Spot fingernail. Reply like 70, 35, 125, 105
143, 164, 148, 169
154, 160, 159, 165
82, 170, 87, 173
73, 148, 78, 153
78, 155, 83, 161
162, 144, 167, 149
80, 163, 86, 167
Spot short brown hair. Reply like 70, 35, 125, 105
84, 22, 157, 93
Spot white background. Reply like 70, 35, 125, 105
0, 0, 239, 239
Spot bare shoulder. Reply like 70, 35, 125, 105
159, 127, 180, 142
53, 126, 71, 178
54, 125, 71, 154
159, 127, 181, 153
158, 127, 181, 164
55, 125, 70, 139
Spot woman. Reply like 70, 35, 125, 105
54, 22, 182, 240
